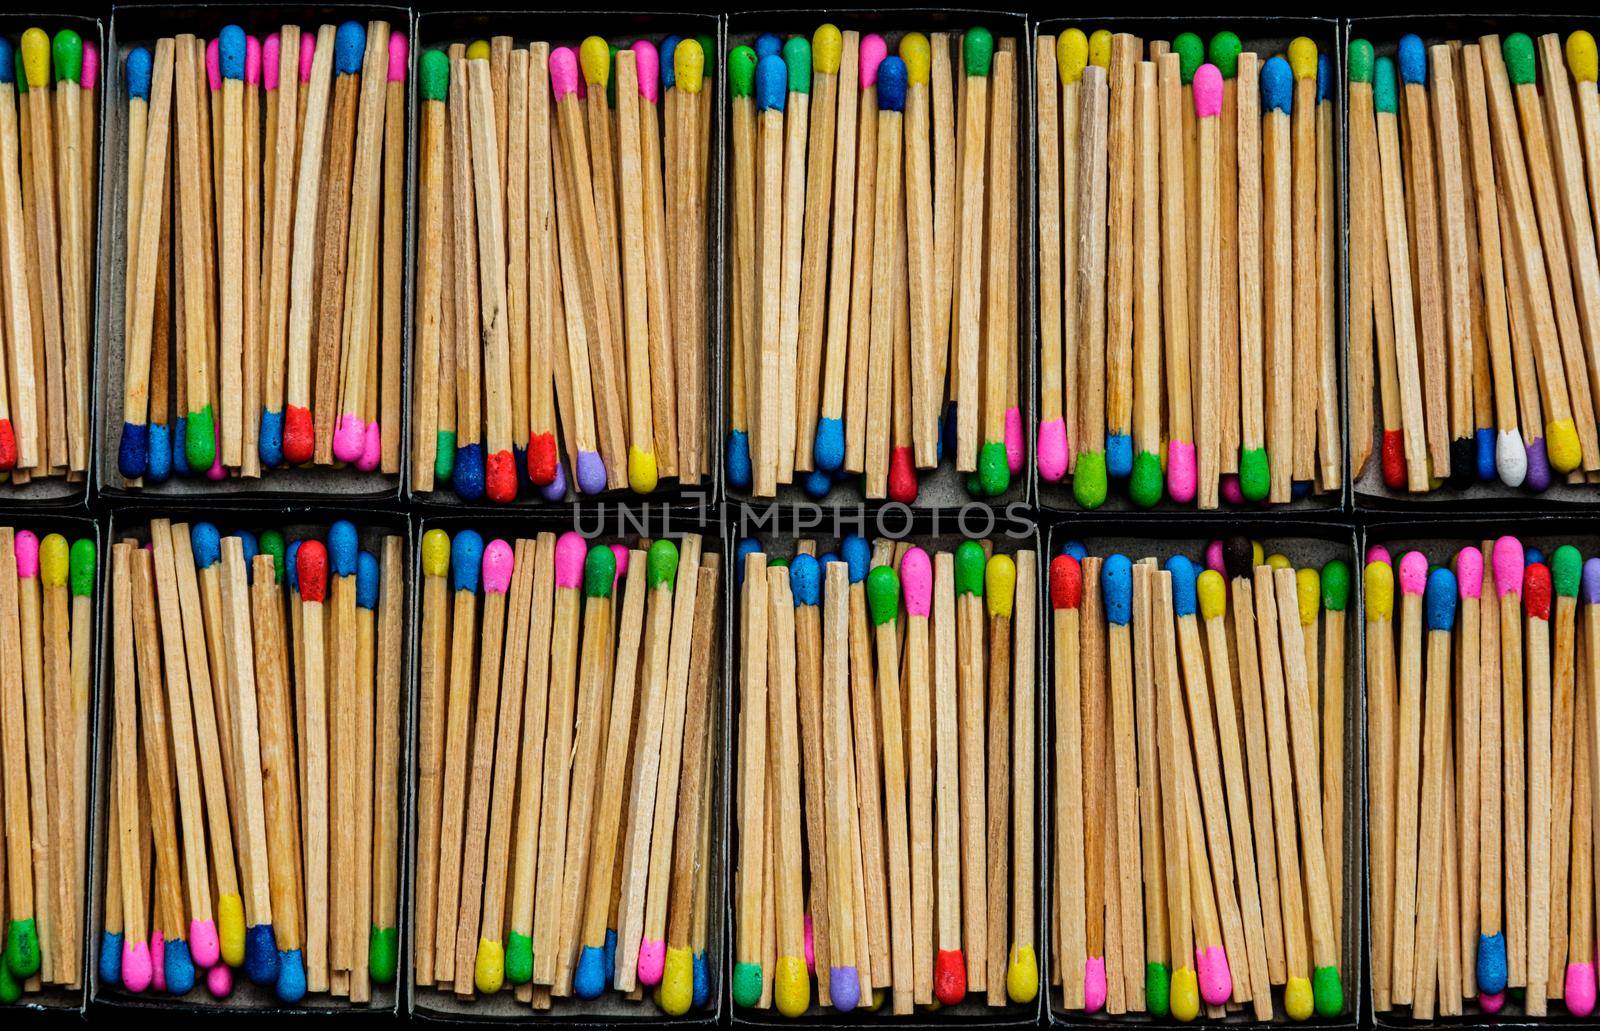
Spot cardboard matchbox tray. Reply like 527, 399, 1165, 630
88, 505, 411, 1017
95, 3, 414, 505
1042, 516, 1363, 1029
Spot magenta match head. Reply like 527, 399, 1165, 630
482, 539, 514, 594
263, 33, 280, 90
638, 939, 665, 985
388, 32, 407, 82
555, 531, 587, 589
207, 37, 221, 91
900, 546, 932, 617
1492, 536, 1524, 596
804, 913, 815, 971
1194, 63, 1223, 116
1196, 945, 1232, 1005
1004, 406, 1023, 473
1167, 440, 1197, 503
121, 938, 153, 992
633, 40, 659, 102
190, 918, 220, 968
1456, 547, 1483, 599
1480, 991, 1506, 1013
206, 961, 233, 997
860, 34, 887, 88
1036, 417, 1068, 481
1566, 962, 1597, 1017
299, 31, 315, 83
333, 413, 365, 462
1365, 544, 1391, 565
14, 530, 38, 578
245, 35, 260, 86
82, 41, 98, 89
1205, 540, 1226, 575
1084, 956, 1107, 1012
551, 46, 579, 99
358, 422, 381, 471
1397, 551, 1427, 596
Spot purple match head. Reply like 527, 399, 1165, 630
1583, 558, 1600, 605
1526, 436, 1552, 492
576, 450, 606, 494
539, 460, 568, 501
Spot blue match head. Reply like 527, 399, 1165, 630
1425, 567, 1458, 631
453, 442, 485, 500
692, 949, 710, 1009
1292, 479, 1312, 499
219, 26, 246, 80
236, 530, 259, 580
1062, 541, 1087, 561
1166, 554, 1198, 617
335, 21, 366, 76
877, 56, 907, 112
1477, 933, 1507, 994
98, 931, 122, 987
1476, 427, 1496, 480
258, 409, 284, 467
842, 534, 871, 584
328, 520, 359, 577
165, 936, 195, 994
803, 467, 833, 498
942, 401, 957, 462
819, 551, 840, 568
124, 45, 150, 100
118, 421, 148, 478
1262, 56, 1293, 115
286, 540, 302, 592
735, 537, 760, 584
1584, 558, 1600, 605
661, 36, 680, 89
146, 422, 171, 482
1107, 433, 1133, 478
574, 945, 607, 999
814, 416, 844, 471
726, 429, 751, 488
1526, 547, 1545, 567
357, 551, 380, 609
1398, 34, 1427, 86
244, 925, 277, 985
275, 948, 307, 1003
191, 522, 221, 570
755, 33, 781, 59
756, 53, 786, 112
452, 530, 484, 592
170, 415, 188, 475
602, 927, 617, 982
1102, 554, 1132, 626
791, 553, 821, 606
1317, 54, 1330, 103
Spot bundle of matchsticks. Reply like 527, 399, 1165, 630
114, 22, 406, 487
100, 520, 403, 1006
0, 30, 96, 489
0, 527, 95, 1003
1350, 33, 1600, 497
728, 26, 1024, 502
411, 33, 713, 503
1038, 30, 1340, 510
414, 530, 719, 1014
1367, 538, 1600, 1019
732, 539, 1038, 1015
1050, 542, 1348, 1022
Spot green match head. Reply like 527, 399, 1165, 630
1173, 32, 1204, 84
697, 34, 715, 77
1553, 544, 1583, 598
5, 918, 39, 978
866, 564, 900, 625
1208, 32, 1241, 79
783, 36, 810, 93
504, 932, 533, 984
963, 27, 993, 77
1146, 961, 1171, 1017
1374, 56, 1397, 114
186, 404, 216, 471
1129, 450, 1162, 508
728, 45, 756, 98
1321, 559, 1350, 612
1504, 33, 1537, 86
647, 539, 678, 589
1311, 965, 1343, 1017
955, 540, 987, 597
1073, 450, 1109, 508
732, 960, 763, 1008
768, 556, 788, 568
0, 956, 16, 1002
1239, 447, 1270, 501
1348, 39, 1374, 84
368, 926, 397, 983
584, 543, 616, 598
978, 441, 1010, 496
260, 530, 286, 584
52, 29, 82, 84
434, 429, 456, 481
421, 48, 450, 102
69, 537, 96, 597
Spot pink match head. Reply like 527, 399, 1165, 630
82, 41, 98, 89
1194, 63, 1223, 117
482, 539, 515, 594
860, 34, 887, 89
1036, 417, 1068, 482
638, 938, 666, 984
1205, 540, 1226, 574
244, 35, 261, 87
1220, 474, 1244, 505
1004, 406, 1024, 473
900, 546, 932, 617
300, 32, 316, 82
1196, 945, 1232, 1005
609, 544, 629, 590
1398, 551, 1428, 596
554, 531, 587, 589
263, 33, 280, 90
1480, 991, 1506, 1013
551, 46, 580, 99
633, 40, 659, 103
190, 918, 220, 968
388, 32, 408, 82
206, 961, 233, 998
1493, 536, 1525, 596
1083, 956, 1107, 1013
1365, 544, 1392, 565
1456, 547, 1483, 599
804, 913, 815, 971
207, 38, 222, 91
14, 530, 37, 578
207, 451, 226, 480
1166, 440, 1197, 503
150, 931, 165, 992
358, 422, 381, 471
1567, 963, 1598, 1017
333, 414, 365, 462
121, 938, 153, 992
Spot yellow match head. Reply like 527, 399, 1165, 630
474, 938, 505, 994
1170, 966, 1201, 1021
1058, 29, 1088, 84
1089, 29, 1111, 69
1287, 37, 1317, 81
1196, 569, 1227, 621
216, 892, 246, 967
1296, 567, 1320, 625
1569, 31, 1598, 83
465, 39, 490, 62
900, 32, 930, 85
579, 36, 609, 86
627, 446, 658, 494
659, 945, 695, 1015
1006, 944, 1038, 1003
1252, 541, 1264, 567
986, 554, 1016, 618
813, 24, 842, 75
422, 528, 451, 577
676, 37, 705, 95
39, 533, 69, 588
1285, 975, 1315, 1020
774, 954, 810, 1017
21, 28, 50, 90
1266, 553, 1290, 571
1365, 561, 1394, 620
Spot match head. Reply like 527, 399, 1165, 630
790, 552, 820, 607
860, 33, 887, 88
575, 450, 605, 495
866, 564, 900, 626
877, 55, 907, 112
36, 533, 66, 589
731, 960, 763, 1009
1448, 547, 1483, 600
420, 48, 449, 101
647, 539, 679, 591
51, 28, 82, 84
754, 33, 780, 58
1105, 431, 1130, 478
1554, 545, 1583, 599
1089, 30, 1111, 70
1525, 562, 1553, 619
217, 25, 245, 81
633, 40, 659, 101
1262, 56, 1293, 115
899, 547, 932, 617
1033, 417, 1069, 482
299, 31, 315, 82
385, 32, 406, 82
245, 35, 260, 86
1398, 551, 1428, 596
964, 26, 993, 78
1584, 558, 1600, 605
70, 538, 96, 597
1173, 32, 1204, 84
1007, 944, 1039, 1003
1062, 541, 1088, 560
1425, 567, 1458, 631
1314, 559, 1348, 613
1050, 554, 1082, 610
1504, 32, 1537, 87
782, 35, 810, 93
1497, 427, 1528, 486
243, 923, 276, 985
728, 44, 756, 99
1194, 63, 1222, 116
1312, 966, 1344, 1017
580, 36, 609, 87
1209, 31, 1241, 79
1073, 450, 1109, 508
328, 519, 359, 577
550, 46, 580, 99
579, 540, 613, 600
899, 32, 929, 85
19, 28, 48, 90
1317, 53, 1330, 102
956, 540, 987, 598
1222, 536, 1254, 580
1197, 944, 1231, 1005
1166, 440, 1196, 502
804, 24, 839, 77
1096, 553, 1129, 625
275, 948, 307, 1002
755, 52, 786, 112
676, 37, 704, 94
1288, 36, 1318, 81
841, 535, 871, 584
82, 40, 98, 88
1347, 38, 1374, 84
1492, 536, 1525, 596
934, 950, 966, 1005
626, 445, 657, 495
1284, 975, 1314, 1021
1058, 29, 1088, 84
296, 540, 328, 603
1566, 963, 1598, 1017
1548, 417, 1582, 473
986, 554, 1016, 618
1569, 31, 1598, 83
661, 35, 681, 90
335, 21, 365, 76
1197, 569, 1227, 621
286, 541, 302, 592
549, 531, 584, 590
1130, 449, 1163, 507
421, 529, 450, 578
774, 954, 808, 1016
1165, 555, 1198, 618
449, 530, 484, 594
1296, 568, 1320, 625
125, 45, 151, 101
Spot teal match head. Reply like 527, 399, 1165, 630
733, 961, 763, 1008
955, 540, 986, 597
1320, 559, 1350, 612
1553, 545, 1583, 598
1173, 32, 1204, 84
1348, 39, 1374, 84
584, 541, 616, 598
1374, 55, 1397, 113
728, 45, 755, 98
647, 539, 679, 589
782, 35, 810, 92
69, 538, 96, 597
1208, 32, 1241, 79
963, 27, 993, 77
421, 48, 449, 102
1504, 33, 1537, 86
866, 564, 899, 625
